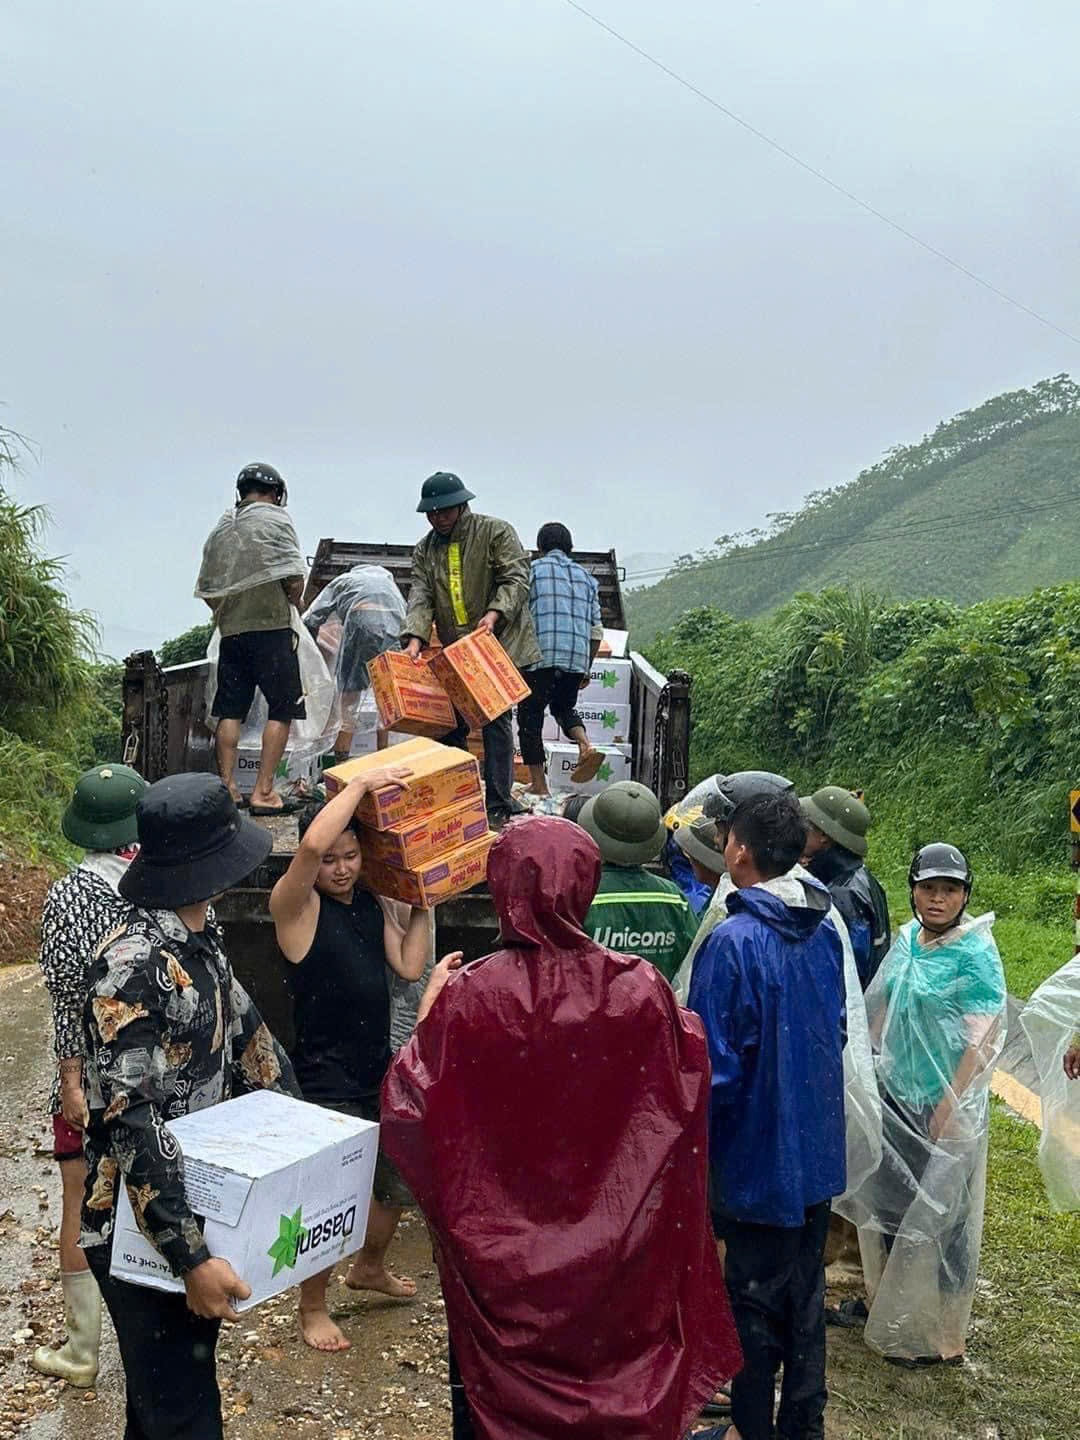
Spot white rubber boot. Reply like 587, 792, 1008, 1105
31, 1269, 101, 1387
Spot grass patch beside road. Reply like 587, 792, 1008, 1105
825, 1102, 1080, 1440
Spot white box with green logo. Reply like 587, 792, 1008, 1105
234, 746, 319, 796
543, 702, 631, 745
545, 742, 632, 795
109, 1090, 378, 1310
580, 658, 632, 707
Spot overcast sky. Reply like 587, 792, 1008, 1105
4, 0, 1078, 656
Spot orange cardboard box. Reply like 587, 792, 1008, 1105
428, 631, 531, 730
360, 794, 489, 871
368, 651, 456, 738
324, 738, 481, 832
360, 832, 495, 910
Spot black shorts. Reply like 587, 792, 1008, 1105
211, 628, 306, 723
323, 1096, 414, 1209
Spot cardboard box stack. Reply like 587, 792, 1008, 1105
325, 737, 494, 908
428, 631, 531, 730
111, 1091, 378, 1310
368, 651, 456, 738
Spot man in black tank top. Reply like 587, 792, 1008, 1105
271, 766, 456, 1354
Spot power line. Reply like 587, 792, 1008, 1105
623, 488, 1080, 581
559, 0, 1080, 348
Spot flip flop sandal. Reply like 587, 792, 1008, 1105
249, 798, 301, 817
885, 1353, 963, 1369
825, 1298, 869, 1328
690, 1426, 731, 1438
700, 1387, 732, 1417
571, 750, 606, 784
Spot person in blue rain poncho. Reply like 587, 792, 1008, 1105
689, 791, 846, 1440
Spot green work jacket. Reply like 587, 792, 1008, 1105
403, 509, 541, 669
584, 864, 699, 983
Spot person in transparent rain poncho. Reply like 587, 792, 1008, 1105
1020, 952, 1080, 1213
302, 565, 407, 763
835, 843, 1007, 1367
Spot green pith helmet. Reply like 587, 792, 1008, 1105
800, 785, 870, 859
673, 813, 726, 872
579, 781, 667, 867
416, 471, 476, 513
62, 764, 149, 852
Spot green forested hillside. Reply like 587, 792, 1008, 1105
629, 375, 1080, 643
647, 584, 1080, 996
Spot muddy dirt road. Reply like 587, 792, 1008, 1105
0, 963, 452, 1440
3, 958, 1074, 1440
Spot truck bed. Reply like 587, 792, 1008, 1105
121, 539, 689, 1038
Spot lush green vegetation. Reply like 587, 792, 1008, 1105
648, 583, 1080, 997
630, 375, 1080, 644
0, 436, 121, 864
159, 620, 213, 666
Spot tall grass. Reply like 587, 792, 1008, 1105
0, 434, 120, 864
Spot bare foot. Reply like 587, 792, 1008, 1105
344, 1260, 417, 1299
249, 788, 291, 815
299, 1306, 351, 1352
524, 785, 551, 798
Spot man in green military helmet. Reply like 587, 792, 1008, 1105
800, 785, 891, 989
575, 781, 698, 983
403, 473, 540, 825
33, 763, 148, 1390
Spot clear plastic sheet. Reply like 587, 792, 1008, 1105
672, 867, 882, 1201
205, 607, 339, 765
1020, 953, 1080, 1213
194, 503, 304, 600
836, 914, 1007, 1361
302, 566, 407, 732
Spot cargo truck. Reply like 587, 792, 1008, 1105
120, 540, 691, 1042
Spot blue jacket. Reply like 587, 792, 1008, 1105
664, 838, 713, 917
688, 879, 846, 1228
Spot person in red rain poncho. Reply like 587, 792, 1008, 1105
381, 816, 741, 1440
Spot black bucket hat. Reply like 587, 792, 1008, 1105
119, 774, 273, 909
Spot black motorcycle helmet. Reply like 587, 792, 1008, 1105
236, 462, 288, 506
908, 842, 972, 931
703, 770, 795, 827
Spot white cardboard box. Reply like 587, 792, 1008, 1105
109, 1090, 378, 1311
546, 742, 633, 795
235, 747, 317, 795
581, 658, 633, 707
599, 627, 629, 658
542, 701, 632, 745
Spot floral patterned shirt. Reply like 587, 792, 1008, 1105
81, 907, 299, 1274
39, 864, 131, 1116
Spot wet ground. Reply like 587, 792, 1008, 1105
3, 959, 1073, 1440
0, 963, 453, 1440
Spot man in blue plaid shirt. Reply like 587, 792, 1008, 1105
519, 523, 606, 793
